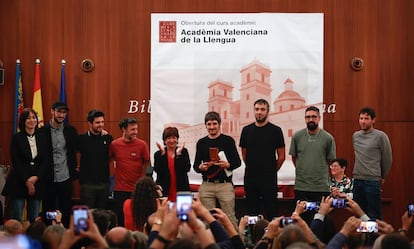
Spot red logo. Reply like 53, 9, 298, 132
159, 21, 176, 43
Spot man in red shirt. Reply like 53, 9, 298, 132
109, 117, 151, 226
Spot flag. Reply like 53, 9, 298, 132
32, 58, 44, 127
13, 59, 24, 133
59, 59, 68, 124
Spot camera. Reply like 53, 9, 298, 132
356, 221, 378, 233
45, 211, 58, 220
279, 217, 297, 227
331, 198, 347, 208
176, 191, 192, 221
247, 216, 259, 225
305, 202, 320, 211
408, 204, 414, 216
73, 205, 89, 235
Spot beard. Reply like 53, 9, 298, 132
255, 114, 268, 124
307, 122, 318, 131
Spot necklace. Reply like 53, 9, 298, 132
307, 130, 320, 142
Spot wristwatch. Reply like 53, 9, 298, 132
260, 236, 272, 243
153, 218, 163, 225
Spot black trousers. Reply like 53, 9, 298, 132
244, 179, 277, 220
43, 179, 73, 227
114, 191, 132, 227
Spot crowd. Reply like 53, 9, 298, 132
0, 98, 408, 249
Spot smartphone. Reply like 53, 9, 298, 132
209, 147, 219, 162
408, 204, 414, 216
247, 216, 259, 225
305, 202, 320, 211
176, 191, 192, 221
45, 211, 58, 220
279, 217, 297, 227
331, 198, 347, 208
73, 205, 89, 234
356, 221, 378, 233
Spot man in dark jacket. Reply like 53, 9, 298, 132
38, 101, 78, 227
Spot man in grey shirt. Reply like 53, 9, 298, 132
39, 102, 78, 226
352, 107, 392, 220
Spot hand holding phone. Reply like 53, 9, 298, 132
408, 204, 414, 216
46, 211, 58, 220
247, 216, 259, 225
73, 205, 89, 234
356, 221, 378, 233
331, 198, 347, 208
176, 191, 192, 221
279, 217, 297, 227
305, 202, 320, 211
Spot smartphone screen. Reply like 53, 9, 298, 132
331, 198, 347, 208
247, 216, 259, 225
73, 205, 89, 234
279, 217, 297, 227
305, 202, 320, 211
45, 211, 58, 220
176, 192, 192, 221
408, 204, 414, 216
356, 221, 378, 233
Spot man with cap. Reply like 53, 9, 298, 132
38, 101, 78, 227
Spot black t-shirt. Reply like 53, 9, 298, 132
240, 122, 285, 177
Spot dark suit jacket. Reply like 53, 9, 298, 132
2, 131, 48, 198
38, 122, 78, 183
153, 147, 191, 196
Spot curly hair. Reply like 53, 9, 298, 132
131, 177, 159, 230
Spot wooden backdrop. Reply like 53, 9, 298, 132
0, 0, 413, 230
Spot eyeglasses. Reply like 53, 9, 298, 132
305, 115, 318, 119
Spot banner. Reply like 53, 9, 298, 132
32, 59, 44, 127
151, 13, 324, 185
13, 59, 24, 133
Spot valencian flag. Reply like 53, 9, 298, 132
32, 58, 44, 127
13, 59, 24, 133
59, 59, 68, 124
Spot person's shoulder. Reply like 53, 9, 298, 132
242, 122, 256, 129
320, 129, 335, 138
292, 128, 306, 136
220, 133, 235, 140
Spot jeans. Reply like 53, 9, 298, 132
352, 179, 382, 220
9, 198, 40, 223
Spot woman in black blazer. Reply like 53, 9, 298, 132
2, 108, 48, 222
154, 127, 191, 201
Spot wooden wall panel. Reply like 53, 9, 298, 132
0, 0, 413, 230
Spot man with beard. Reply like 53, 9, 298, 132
239, 99, 285, 219
289, 106, 336, 205
193, 111, 241, 228
39, 101, 78, 227
109, 117, 150, 226
78, 110, 113, 209
352, 107, 392, 220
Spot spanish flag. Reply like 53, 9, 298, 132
32, 58, 44, 127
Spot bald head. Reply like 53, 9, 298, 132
4, 219, 24, 236
105, 227, 133, 249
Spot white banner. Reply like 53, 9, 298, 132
151, 13, 324, 185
